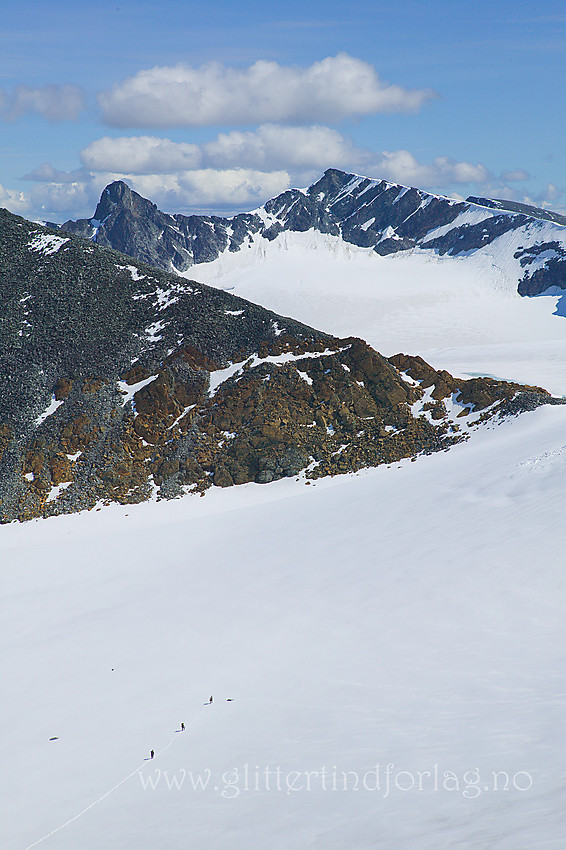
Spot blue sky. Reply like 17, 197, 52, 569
1, 0, 564, 220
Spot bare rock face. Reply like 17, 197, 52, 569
0, 208, 561, 523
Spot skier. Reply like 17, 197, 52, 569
209, 696, 213, 704
150, 750, 154, 759
181, 722, 185, 731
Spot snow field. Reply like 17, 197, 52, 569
2, 223, 566, 848
2, 403, 566, 849
187, 230, 566, 396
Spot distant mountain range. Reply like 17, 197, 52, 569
61, 169, 566, 298
1, 205, 559, 523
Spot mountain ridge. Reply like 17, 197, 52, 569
465, 195, 566, 226
61, 169, 566, 298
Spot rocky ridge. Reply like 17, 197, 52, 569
0, 207, 561, 523
61, 169, 566, 298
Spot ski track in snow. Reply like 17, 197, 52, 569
23, 704, 209, 850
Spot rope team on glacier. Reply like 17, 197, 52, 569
24, 695, 234, 850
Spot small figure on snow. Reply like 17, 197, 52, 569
208, 696, 213, 704
181, 722, 185, 731
150, 750, 155, 759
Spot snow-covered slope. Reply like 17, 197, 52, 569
2, 401, 566, 850
188, 228, 566, 396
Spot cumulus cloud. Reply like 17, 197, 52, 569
519, 183, 565, 214
98, 54, 435, 128
1, 180, 96, 220
120, 169, 291, 211
28, 181, 93, 213
1, 84, 85, 121
0, 184, 31, 216
202, 124, 361, 170
370, 150, 492, 187
78, 127, 359, 175
1, 176, 106, 221
80, 136, 201, 174
76, 130, 494, 192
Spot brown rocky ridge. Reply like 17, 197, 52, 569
8, 336, 558, 524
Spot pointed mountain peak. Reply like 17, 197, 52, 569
93, 181, 157, 222
308, 168, 354, 198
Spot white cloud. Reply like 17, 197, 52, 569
523, 183, 565, 215
1, 85, 85, 121
1, 179, 103, 221
122, 169, 291, 211
78, 129, 492, 191
78, 126, 359, 177
0, 184, 31, 216
202, 124, 361, 170
28, 181, 94, 214
368, 150, 492, 187
98, 54, 435, 128
80, 136, 202, 174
